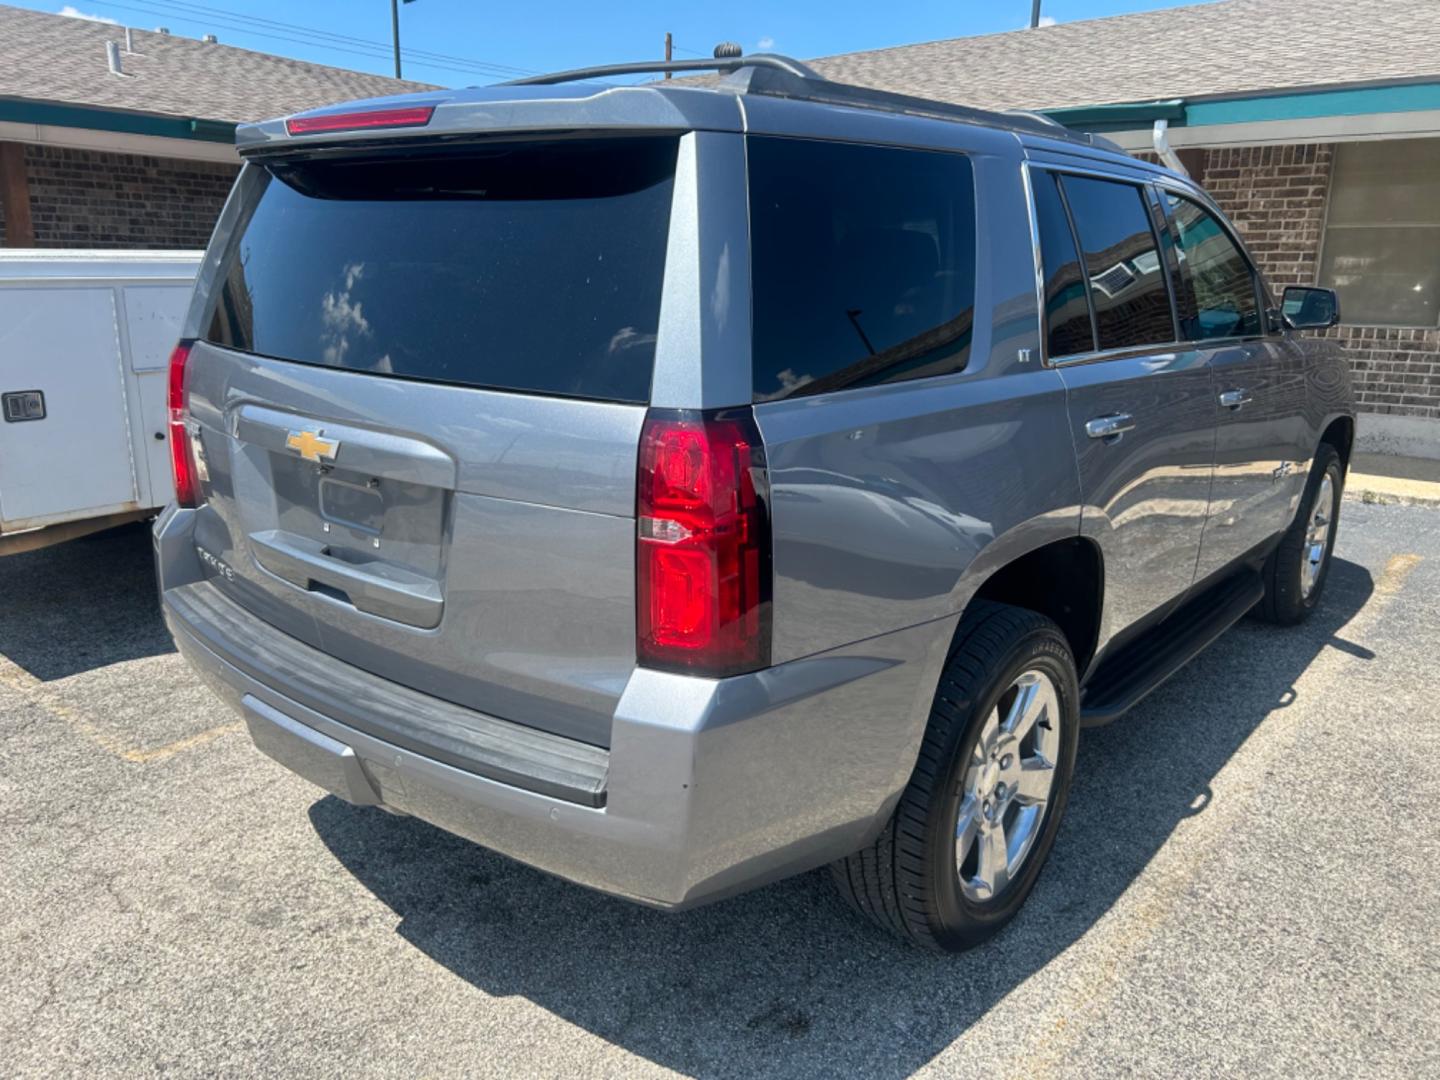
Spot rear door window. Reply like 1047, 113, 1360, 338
1032, 169, 1096, 358
1058, 174, 1177, 352
205, 137, 678, 404
748, 137, 977, 401
1165, 193, 1263, 341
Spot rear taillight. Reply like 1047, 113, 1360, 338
636, 409, 771, 677
167, 340, 199, 508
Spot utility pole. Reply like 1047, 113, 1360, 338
1030, 0, 1043, 28
391, 0, 402, 78
664, 31, 673, 78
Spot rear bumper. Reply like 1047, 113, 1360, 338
155, 505, 957, 909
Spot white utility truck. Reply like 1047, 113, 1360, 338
0, 249, 200, 555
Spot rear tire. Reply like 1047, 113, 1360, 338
832, 600, 1080, 952
1255, 443, 1343, 626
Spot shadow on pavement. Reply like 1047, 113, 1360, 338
0, 522, 173, 681
308, 557, 1376, 1078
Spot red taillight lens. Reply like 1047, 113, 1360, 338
637, 409, 771, 677
167, 340, 199, 508
285, 105, 436, 136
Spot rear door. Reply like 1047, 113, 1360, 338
184, 137, 680, 747
1030, 167, 1215, 644
1161, 190, 1309, 581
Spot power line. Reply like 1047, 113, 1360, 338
125, 0, 536, 74
77, 0, 535, 80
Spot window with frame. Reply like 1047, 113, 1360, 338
1320, 138, 1440, 327
1165, 193, 1263, 341
748, 137, 977, 401
1032, 170, 1096, 358
1055, 174, 1177, 353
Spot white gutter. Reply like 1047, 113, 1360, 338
1152, 118, 1189, 176
0, 120, 239, 163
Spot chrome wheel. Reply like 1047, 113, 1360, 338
955, 669, 1061, 902
1300, 473, 1336, 599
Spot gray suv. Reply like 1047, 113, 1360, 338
156, 56, 1354, 951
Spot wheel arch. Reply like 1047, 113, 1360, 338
959, 536, 1105, 677
1320, 413, 1356, 472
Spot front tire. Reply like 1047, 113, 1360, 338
1255, 443, 1343, 625
832, 600, 1080, 952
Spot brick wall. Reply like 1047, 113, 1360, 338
1192, 143, 1440, 420
15, 144, 237, 250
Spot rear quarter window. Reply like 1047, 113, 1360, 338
747, 137, 978, 401
205, 137, 678, 404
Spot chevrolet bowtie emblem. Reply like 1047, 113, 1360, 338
285, 429, 340, 464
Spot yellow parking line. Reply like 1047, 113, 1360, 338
0, 654, 240, 763
117, 722, 243, 764
1376, 552, 1422, 595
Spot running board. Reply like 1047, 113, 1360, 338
1080, 570, 1264, 727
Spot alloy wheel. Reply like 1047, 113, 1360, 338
955, 669, 1062, 902
1301, 473, 1336, 599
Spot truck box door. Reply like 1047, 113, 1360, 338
0, 287, 137, 531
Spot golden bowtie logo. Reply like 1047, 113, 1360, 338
285, 429, 340, 463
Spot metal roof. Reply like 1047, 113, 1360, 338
235, 62, 1133, 159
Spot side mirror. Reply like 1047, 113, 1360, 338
1281, 286, 1341, 331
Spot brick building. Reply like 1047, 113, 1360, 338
813, 0, 1440, 456
0, 4, 432, 250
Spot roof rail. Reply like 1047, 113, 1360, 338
501, 54, 821, 86
1003, 108, 1128, 153
502, 54, 1125, 154
716, 64, 1092, 144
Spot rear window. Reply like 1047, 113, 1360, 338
748, 137, 977, 401
1057, 175, 1177, 352
205, 138, 678, 403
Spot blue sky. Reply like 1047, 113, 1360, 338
33, 0, 1216, 85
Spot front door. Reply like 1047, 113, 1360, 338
1161, 191, 1308, 582
1029, 167, 1215, 648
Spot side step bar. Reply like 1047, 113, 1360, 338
1080, 570, 1265, 727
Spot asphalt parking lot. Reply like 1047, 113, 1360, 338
3, 500, 1439, 1079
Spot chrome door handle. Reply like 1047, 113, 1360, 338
1219, 389, 1253, 409
1085, 413, 1136, 440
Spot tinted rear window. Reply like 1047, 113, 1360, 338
748, 137, 977, 401
1059, 175, 1176, 352
206, 138, 678, 403
1032, 170, 1096, 358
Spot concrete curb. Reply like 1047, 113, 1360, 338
1345, 476, 1440, 508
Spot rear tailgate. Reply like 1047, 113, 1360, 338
180, 137, 679, 748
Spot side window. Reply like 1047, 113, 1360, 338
748, 138, 977, 401
1166, 194, 1262, 341
1032, 170, 1096, 358
1059, 175, 1177, 352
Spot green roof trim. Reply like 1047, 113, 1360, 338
1046, 82, 1440, 134
1044, 99, 1186, 130
1187, 82, 1440, 125
0, 97, 236, 143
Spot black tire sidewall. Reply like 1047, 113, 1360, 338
925, 625, 1080, 950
